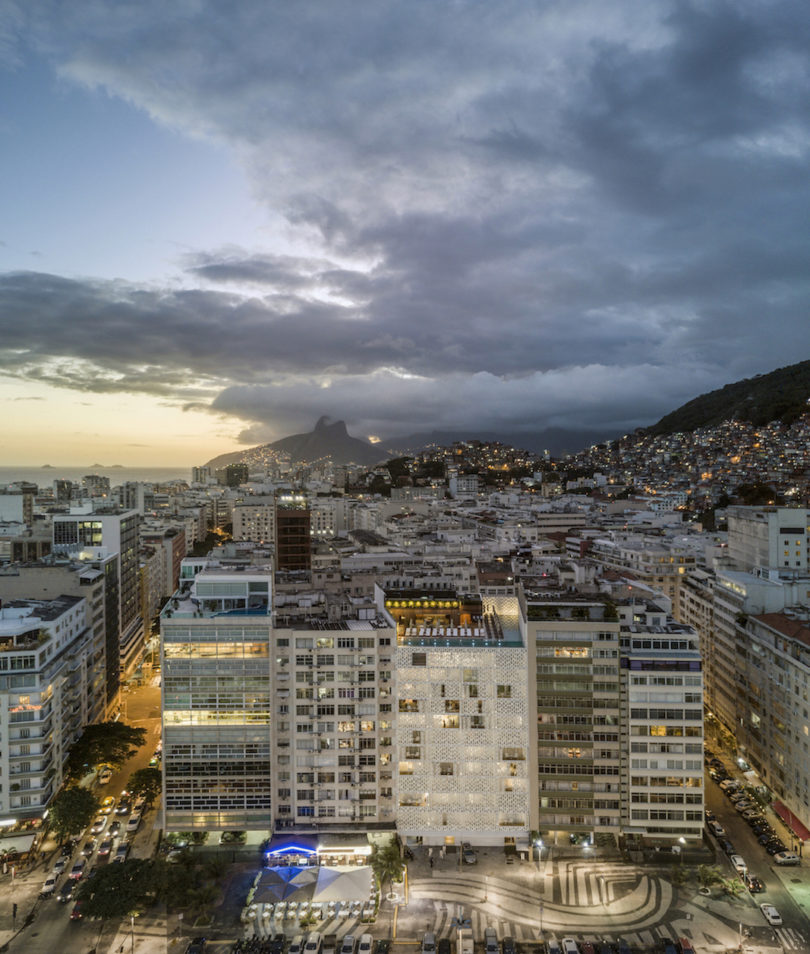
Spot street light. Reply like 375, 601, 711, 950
535, 838, 543, 873
678, 836, 686, 866
130, 914, 135, 954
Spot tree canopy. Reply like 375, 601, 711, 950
76, 858, 156, 919
127, 767, 162, 808
66, 721, 147, 780
48, 787, 100, 842
369, 841, 402, 894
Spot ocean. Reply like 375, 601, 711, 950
0, 465, 192, 488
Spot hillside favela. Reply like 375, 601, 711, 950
3, 368, 810, 954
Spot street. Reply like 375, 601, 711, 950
0, 676, 162, 954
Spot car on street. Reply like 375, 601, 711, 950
185, 940, 207, 954
773, 851, 801, 866
113, 841, 130, 864
81, 839, 97, 858
41, 874, 59, 897
437, 940, 451, 954
358, 936, 373, 954
579, 943, 596, 954
100, 796, 116, 814
678, 940, 696, 954
766, 840, 787, 855
69, 858, 86, 879
502, 939, 516, 954
741, 808, 762, 821
109, 820, 121, 837
708, 821, 726, 838
719, 839, 737, 856
98, 767, 113, 785
70, 900, 84, 920
97, 837, 113, 857
719, 779, 740, 791
58, 880, 76, 903
126, 813, 142, 833
704, 809, 716, 822
462, 842, 476, 864
90, 816, 107, 835
760, 903, 782, 926
729, 855, 747, 875
340, 936, 356, 954
735, 800, 755, 812
744, 874, 764, 893
52, 857, 68, 875
562, 940, 579, 954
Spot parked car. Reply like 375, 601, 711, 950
126, 813, 142, 834
115, 799, 131, 816
502, 938, 516, 954
760, 903, 782, 926
437, 940, 452, 954
186, 940, 207, 954
52, 857, 68, 875
766, 840, 787, 855
109, 821, 121, 838
41, 874, 59, 897
773, 851, 801, 866
462, 842, 476, 864
113, 842, 130, 864
719, 779, 740, 791
484, 929, 498, 954
288, 936, 307, 954
719, 839, 737, 856
97, 838, 113, 858
735, 800, 755, 813
579, 943, 596, 954
69, 859, 86, 880
561, 940, 580, 954
90, 816, 106, 835
741, 809, 762, 822
678, 940, 696, 954
729, 855, 747, 875
339, 936, 356, 954
98, 767, 113, 785
357, 937, 373, 954
704, 809, 716, 822
708, 821, 726, 838
81, 839, 97, 858
305, 934, 324, 954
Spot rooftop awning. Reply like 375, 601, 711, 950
773, 801, 810, 842
264, 833, 318, 855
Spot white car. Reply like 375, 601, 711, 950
773, 851, 801, 866
41, 874, 59, 897
90, 815, 107, 835
126, 813, 141, 833
729, 854, 747, 875
760, 903, 782, 926
98, 767, 113, 785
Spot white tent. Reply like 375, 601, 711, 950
312, 865, 373, 902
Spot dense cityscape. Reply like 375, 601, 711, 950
1, 415, 809, 953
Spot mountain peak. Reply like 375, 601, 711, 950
315, 416, 347, 435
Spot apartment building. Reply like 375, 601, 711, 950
0, 595, 93, 821
620, 602, 705, 843
272, 616, 396, 830
522, 594, 622, 840
384, 586, 529, 848
727, 506, 810, 572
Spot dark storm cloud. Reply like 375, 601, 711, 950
3, 0, 810, 441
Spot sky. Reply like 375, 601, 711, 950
1, 0, 809, 465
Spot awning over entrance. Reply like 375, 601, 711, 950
264, 833, 319, 857
773, 801, 810, 841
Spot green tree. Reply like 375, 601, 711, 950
697, 864, 724, 890
370, 841, 403, 896
75, 858, 155, 919
66, 721, 147, 780
721, 876, 745, 898
48, 787, 100, 842
127, 767, 162, 809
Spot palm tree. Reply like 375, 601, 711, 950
370, 841, 403, 898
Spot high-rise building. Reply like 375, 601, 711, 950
0, 595, 94, 822
52, 509, 142, 697
161, 564, 274, 830
727, 506, 810, 572
275, 497, 311, 571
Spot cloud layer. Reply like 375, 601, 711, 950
3, 0, 810, 445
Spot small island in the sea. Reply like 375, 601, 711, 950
41, 464, 54, 469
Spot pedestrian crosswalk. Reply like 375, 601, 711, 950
776, 926, 807, 950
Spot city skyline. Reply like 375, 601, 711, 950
2, 1, 810, 465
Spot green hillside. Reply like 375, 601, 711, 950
648, 360, 810, 436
